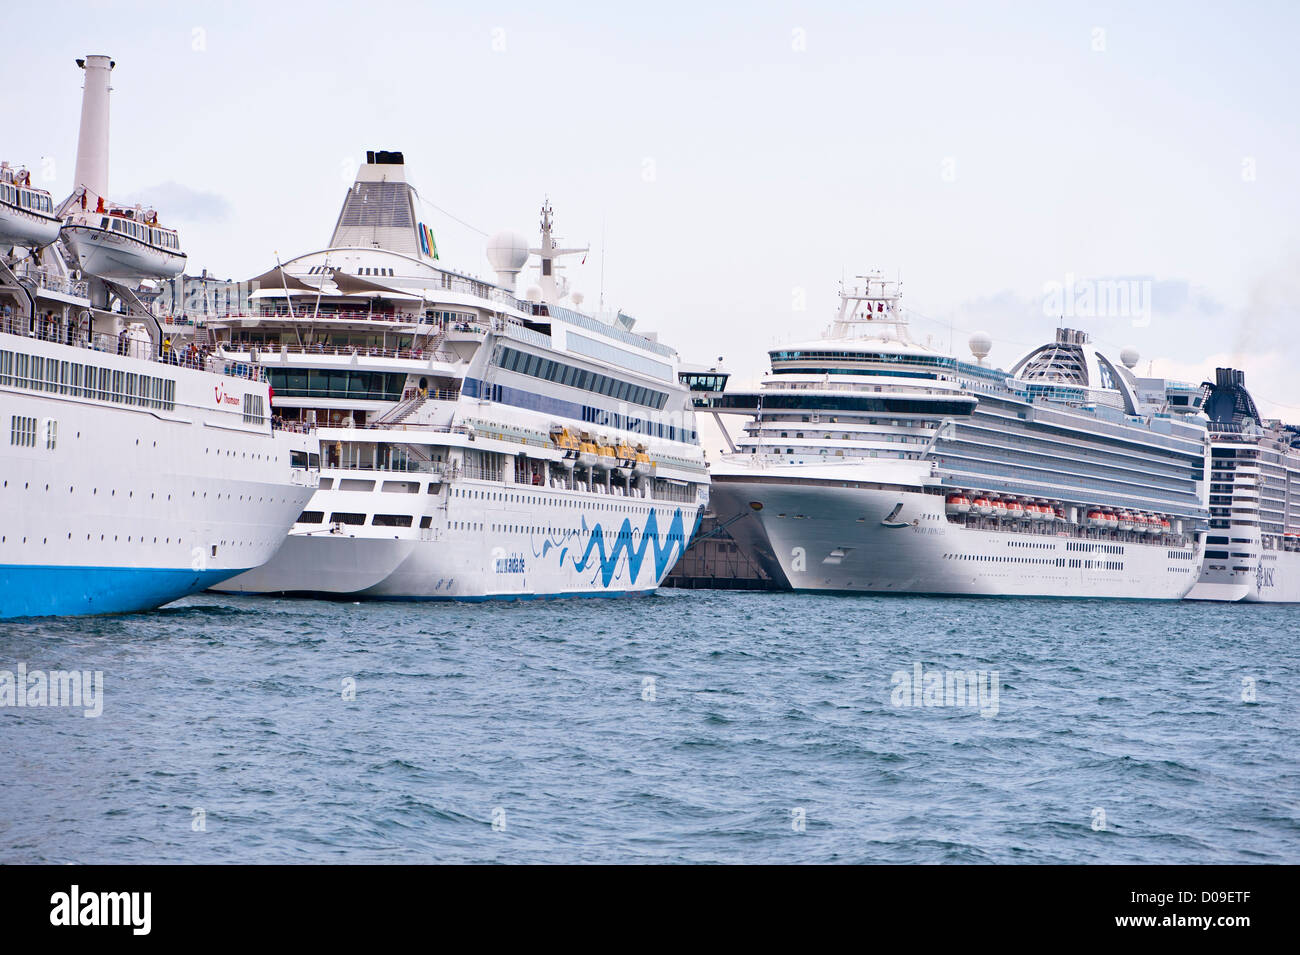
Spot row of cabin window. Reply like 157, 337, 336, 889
498, 345, 668, 410
96, 216, 181, 250
1, 184, 53, 214
0, 348, 176, 410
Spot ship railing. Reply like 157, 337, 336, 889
220, 307, 428, 324
355, 421, 472, 434
8, 266, 90, 300
273, 420, 313, 434
0, 315, 268, 380
324, 459, 457, 477
221, 342, 458, 364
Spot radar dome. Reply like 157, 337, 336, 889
486, 230, 529, 271
1120, 346, 1140, 369
968, 331, 993, 361
486, 230, 530, 292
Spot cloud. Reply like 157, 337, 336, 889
120, 181, 234, 223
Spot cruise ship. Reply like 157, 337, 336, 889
211, 150, 707, 600
1186, 368, 1300, 602
702, 275, 1210, 598
0, 55, 318, 619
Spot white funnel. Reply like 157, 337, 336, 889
73, 55, 114, 207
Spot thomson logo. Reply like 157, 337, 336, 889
213, 384, 240, 407
50, 885, 151, 935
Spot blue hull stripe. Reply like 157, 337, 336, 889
0, 565, 248, 620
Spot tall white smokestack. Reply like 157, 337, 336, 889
73, 55, 114, 207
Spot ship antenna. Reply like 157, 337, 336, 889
599, 216, 606, 313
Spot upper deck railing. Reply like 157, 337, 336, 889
1, 313, 266, 382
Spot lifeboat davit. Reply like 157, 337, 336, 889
945, 493, 971, 515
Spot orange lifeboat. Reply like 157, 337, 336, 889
945, 493, 971, 515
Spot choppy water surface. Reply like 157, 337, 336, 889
1, 590, 1296, 863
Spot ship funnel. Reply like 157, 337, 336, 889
329, 148, 431, 258
73, 55, 114, 208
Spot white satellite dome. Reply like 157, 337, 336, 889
486, 229, 530, 292
1119, 346, 1140, 369
968, 331, 993, 361
485, 230, 529, 272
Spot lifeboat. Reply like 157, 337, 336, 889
1159, 518, 1171, 535
613, 441, 638, 475
1087, 509, 1107, 529
594, 438, 618, 470
633, 445, 654, 477
1053, 506, 1068, 523
61, 199, 187, 280
1006, 499, 1025, 520
1142, 515, 1157, 535
0, 163, 61, 249
551, 427, 580, 457
577, 435, 600, 467
1028, 502, 1046, 521
945, 493, 971, 515
973, 496, 993, 516
992, 499, 1009, 521
1116, 512, 1133, 532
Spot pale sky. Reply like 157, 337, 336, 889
8, 1, 1300, 419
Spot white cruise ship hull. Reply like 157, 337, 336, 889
711, 478, 1201, 599
0, 332, 317, 618
219, 478, 703, 600
1186, 548, 1300, 603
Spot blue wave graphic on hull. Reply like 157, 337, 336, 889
552, 507, 693, 589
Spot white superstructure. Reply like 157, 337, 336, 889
213, 151, 707, 600
0, 55, 317, 619
704, 274, 1210, 599
1186, 368, 1300, 602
